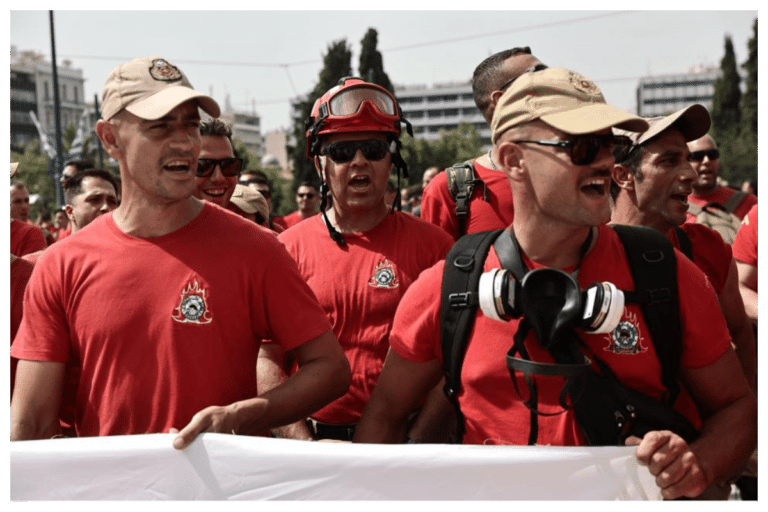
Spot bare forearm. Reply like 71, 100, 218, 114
354, 403, 410, 444
739, 285, 758, 325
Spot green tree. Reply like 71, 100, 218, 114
11, 140, 57, 219
400, 124, 483, 185
358, 28, 393, 93
710, 36, 741, 138
741, 18, 757, 138
288, 39, 353, 192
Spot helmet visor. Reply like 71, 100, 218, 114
329, 86, 396, 117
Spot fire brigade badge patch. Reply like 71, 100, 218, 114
603, 308, 647, 355
172, 280, 212, 324
149, 58, 182, 82
368, 259, 399, 289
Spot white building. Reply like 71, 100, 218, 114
395, 81, 489, 150
636, 65, 720, 117
10, 46, 88, 150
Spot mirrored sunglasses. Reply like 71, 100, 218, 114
196, 157, 243, 178
320, 139, 390, 163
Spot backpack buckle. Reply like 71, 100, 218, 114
449, 292, 476, 308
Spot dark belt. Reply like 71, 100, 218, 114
307, 418, 356, 441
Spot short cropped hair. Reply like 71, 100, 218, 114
472, 46, 532, 116
64, 169, 119, 205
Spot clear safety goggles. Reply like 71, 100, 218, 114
328, 86, 397, 117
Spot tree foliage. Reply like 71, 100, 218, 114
400, 124, 483, 186
288, 39, 353, 194
741, 18, 757, 138
358, 28, 393, 93
11, 141, 56, 219
710, 36, 742, 136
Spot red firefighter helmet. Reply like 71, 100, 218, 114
305, 77, 409, 157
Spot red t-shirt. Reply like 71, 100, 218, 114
669, 224, 732, 295
687, 187, 757, 222
282, 210, 318, 229
278, 212, 454, 424
11, 204, 332, 437
420, 160, 515, 240
390, 225, 730, 446
56, 225, 72, 241
732, 204, 757, 267
10, 220, 47, 257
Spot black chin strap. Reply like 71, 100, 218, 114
319, 182, 345, 247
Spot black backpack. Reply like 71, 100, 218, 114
445, 161, 488, 237
440, 225, 697, 445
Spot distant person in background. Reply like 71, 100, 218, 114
194, 118, 241, 208
283, 182, 320, 228
733, 204, 757, 327
57, 159, 95, 242
227, 184, 271, 229
10, 181, 47, 257
239, 169, 287, 233
405, 184, 423, 216
686, 134, 756, 221
53, 209, 69, 239
421, 166, 442, 188
740, 179, 756, 197
420, 47, 546, 240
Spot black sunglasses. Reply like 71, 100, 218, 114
498, 63, 549, 92
197, 157, 243, 178
512, 134, 633, 166
320, 139, 390, 163
688, 149, 720, 162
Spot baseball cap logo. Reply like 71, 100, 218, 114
567, 71, 603, 99
149, 58, 182, 82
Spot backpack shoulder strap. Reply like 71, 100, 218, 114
440, 229, 503, 441
723, 190, 747, 214
672, 226, 694, 261
611, 225, 682, 405
446, 160, 486, 237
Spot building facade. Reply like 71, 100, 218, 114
395, 81, 489, 150
10, 46, 88, 152
636, 65, 720, 117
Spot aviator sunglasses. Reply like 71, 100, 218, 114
320, 139, 390, 163
511, 134, 633, 166
688, 149, 720, 162
196, 157, 244, 178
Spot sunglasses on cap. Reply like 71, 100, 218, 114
511, 134, 633, 166
196, 157, 243, 178
320, 139, 390, 163
498, 63, 549, 92
688, 149, 720, 162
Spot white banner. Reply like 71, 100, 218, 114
11, 433, 660, 500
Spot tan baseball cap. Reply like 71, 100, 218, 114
230, 185, 269, 220
613, 104, 711, 148
11, 162, 19, 177
101, 56, 220, 121
491, 67, 649, 143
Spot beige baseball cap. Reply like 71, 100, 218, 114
230, 185, 269, 221
11, 162, 19, 177
101, 56, 220, 121
613, 104, 711, 148
491, 67, 648, 143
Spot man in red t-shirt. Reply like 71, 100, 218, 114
611, 105, 756, 393
355, 68, 756, 500
733, 205, 757, 326
259, 78, 454, 441
194, 118, 241, 208
10, 56, 350, 449
282, 182, 320, 228
686, 134, 757, 221
421, 47, 546, 240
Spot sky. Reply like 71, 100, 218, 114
8, 6, 760, 135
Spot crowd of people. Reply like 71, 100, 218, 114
10, 50, 757, 501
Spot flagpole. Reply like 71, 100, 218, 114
49, 10, 65, 207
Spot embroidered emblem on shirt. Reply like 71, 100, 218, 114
149, 58, 182, 82
172, 280, 212, 324
603, 308, 647, 355
368, 259, 399, 289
